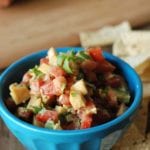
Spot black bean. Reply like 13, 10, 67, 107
5, 98, 17, 113
17, 107, 33, 123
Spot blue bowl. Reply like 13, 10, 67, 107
0, 47, 142, 150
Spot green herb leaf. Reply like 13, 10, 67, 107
77, 51, 91, 60
63, 57, 73, 74
29, 66, 44, 78
71, 91, 78, 97
115, 89, 130, 104
69, 50, 76, 57
45, 120, 55, 129
32, 106, 43, 114
57, 53, 66, 67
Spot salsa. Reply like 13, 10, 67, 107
6, 48, 130, 130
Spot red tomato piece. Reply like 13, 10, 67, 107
80, 114, 92, 129
41, 76, 66, 96
49, 66, 66, 77
78, 100, 96, 118
38, 79, 45, 86
78, 100, 96, 129
22, 72, 32, 84
57, 94, 71, 106
53, 76, 66, 95
85, 100, 96, 113
88, 48, 115, 73
40, 58, 49, 65
40, 80, 55, 97
30, 79, 44, 95
88, 48, 105, 63
36, 110, 58, 123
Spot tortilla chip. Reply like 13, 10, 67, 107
143, 83, 150, 98
113, 31, 150, 57
113, 31, 150, 84
80, 21, 131, 47
122, 52, 150, 82
141, 68, 150, 82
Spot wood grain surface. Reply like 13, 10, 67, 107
0, 1, 150, 150
0, 0, 150, 68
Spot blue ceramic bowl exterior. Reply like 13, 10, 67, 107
0, 47, 142, 150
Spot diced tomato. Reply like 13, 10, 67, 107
85, 100, 96, 113
88, 48, 105, 63
36, 110, 58, 123
22, 72, 32, 84
49, 66, 66, 77
53, 76, 66, 96
40, 80, 55, 97
30, 79, 44, 95
57, 94, 71, 106
78, 100, 96, 129
38, 79, 45, 86
43, 74, 51, 81
88, 48, 115, 73
78, 100, 96, 117
40, 57, 49, 65
80, 114, 92, 129
41, 77, 66, 96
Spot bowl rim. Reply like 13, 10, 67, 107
0, 47, 143, 136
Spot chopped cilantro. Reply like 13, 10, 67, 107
29, 65, 44, 78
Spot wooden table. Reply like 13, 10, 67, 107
0, 0, 150, 69
0, 0, 150, 150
